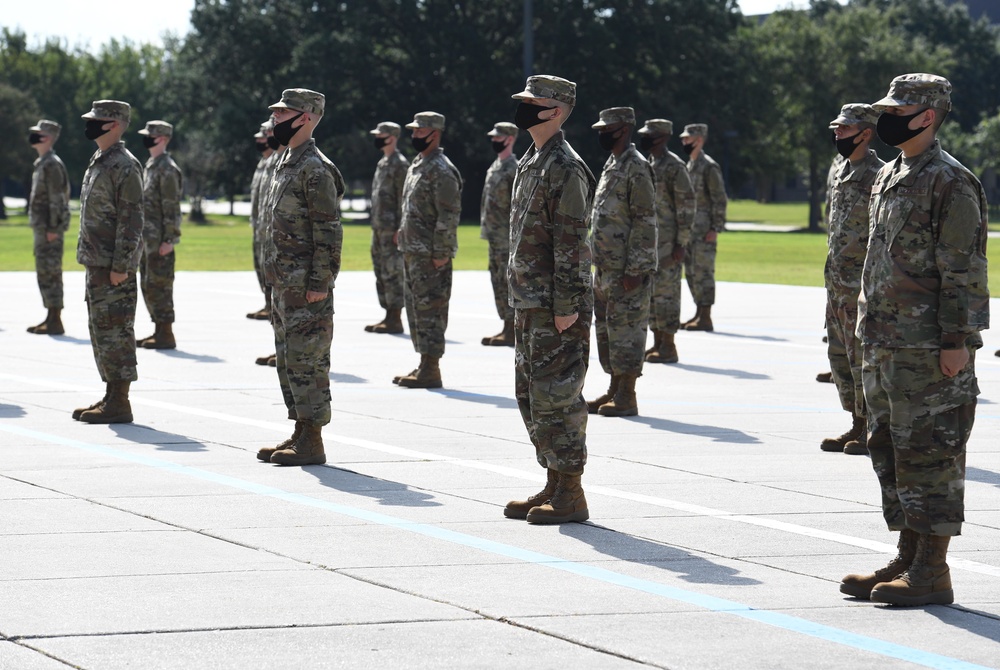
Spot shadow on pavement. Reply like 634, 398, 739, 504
330, 372, 367, 384
670, 363, 770, 381
145, 349, 225, 363
427, 388, 519, 410
307, 464, 442, 508
50, 334, 92, 345
966, 467, 1000, 489
110, 423, 210, 451
613, 415, 762, 444
0, 404, 26, 418
560, 523, 761, 586
704, 331, 789, 343
925, 605, 1000, 644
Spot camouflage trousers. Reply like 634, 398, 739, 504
514, 308, 591, 475
403, 254, 451, 358
826, 296, 864, 417
594, 268, 651, 376
649, 254, 683, 333
139, 251, 176, 323
487, 244, 512, 321
371, 228, 405, 310
684, 234, 717, 307
85, 267, 138, 382
863, 346, 978, 536
33, 229, 64, 310
272, 287, 333, 426
252, 235, 271, 309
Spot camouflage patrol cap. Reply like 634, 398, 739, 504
369, 121, 402, 137
829, 103, 880, 129
405, 112, 445, 131
254, 119, 273, 139
592, 107, 636, 130
486, 122, 519, 138
138, 120, 173, 137
28, 119, 61, 138
511, 75, 576, 106
679, 123, 708, 138
637, 119, 673, 136
872, 73, 952, 112
81, 100, 131, 123
269, 88, 325, 116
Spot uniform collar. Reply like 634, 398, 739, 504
888, 139, 941, 188
520, 130, 564, 170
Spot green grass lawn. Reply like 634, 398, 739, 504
2, 208, 998, 293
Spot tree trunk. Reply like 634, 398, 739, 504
0, 180, 7, 220
190, 195, 206, 224
807, 151, 821, 232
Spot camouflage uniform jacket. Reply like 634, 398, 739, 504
508, 130, 596, 316
687, 151, 727, 237
250, 154, 269, 230
398, 148, 463, 259
649, 149, 695, 258
371, 150, 408, 233
824, 149, 883, 302
29, 150, 71, 233
263, 139, 345, 292
823, 154, 845, 227
858, 140, 989, 350
590, 144, 658, 275
77, 142, 144, 273
480, 154, 517, 248
142, 152, 183, 250
255, 151, 281, 241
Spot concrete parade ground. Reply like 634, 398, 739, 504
1, 270, 999, 670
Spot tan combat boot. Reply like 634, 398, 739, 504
393, 359, 420, 385
646, 332, 679, 364
257, 421, 303, 462
821, 414, 866, 452
246, 305, 270, 320
255, 353, 274, 366
267, 354, 277, 367
644, 330, 662, 357
27, 308, 65, 336
372, 307, 404, 334
365, 311, 387, 332
870, 534, 954, 606
398, 355, 443, 388
80, 381, 133, 424
684, 305, 713, 331
73, 383, 110, 421
142, 322, 176, 350
526, 472, 589, 524
843, 417, 869, 456
840, 529, 919, 599
271, 422, 327, 466
599, 373, 639, 417
816, 371, 834, 383
482, 319, 515, 347
587, 375, 619, 414
504, 469, 558, 519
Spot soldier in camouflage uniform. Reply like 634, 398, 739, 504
503, 75, 595, 525
366, 121, 408, 335
586, 107, 657, 418
256, 89, 345, 467
26, 119, 71, 336
816, 152, 846, 385
248, 119, 277, 323
820, 104, 884, 456
480, 121, 519, 347
136, 120, 183, 351
679, 124, 727, 332
393, 112, 463, 389
637, 118, 695, 365
841, 74, 989, 607
73, 100, 144, 424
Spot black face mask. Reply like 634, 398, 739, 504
834, 131, 865, 159
267, 136, 280, 151
876, 109, 929, 147
491, 140, 507, 154
598, 129, 624, 152
255, 141, 268, 153
514, 102, 555, 131
638, 136, 658, 153
373, 136, 390, 150
142, 136, 159, 149
29, 132, 44, 145
272, 112, 304, 146
85, 119, 111, 140
682, 142, 696, 156
411, 133, 432, 153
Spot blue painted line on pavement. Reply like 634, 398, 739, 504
0, 422, 991, 670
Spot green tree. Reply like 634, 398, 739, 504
0, 83, 40, 219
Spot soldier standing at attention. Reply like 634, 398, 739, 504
365, 121, 408, 335
392, 112, 463, 389
26, 119, 71, 336
817, 152, 847, 385
480, 121, 519, 347
503, 75, 595, 525
820, 104, 883, 456
73, 100, 144, 424
841, 74, 989, 607
248, 119, 276, 323
637, 118, 695, 365
136, 120, 183, 351
586, 107, 657, 417
679, 123, 727, 332
256, 88, 345, 467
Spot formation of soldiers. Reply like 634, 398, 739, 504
21, 70, 988, 608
